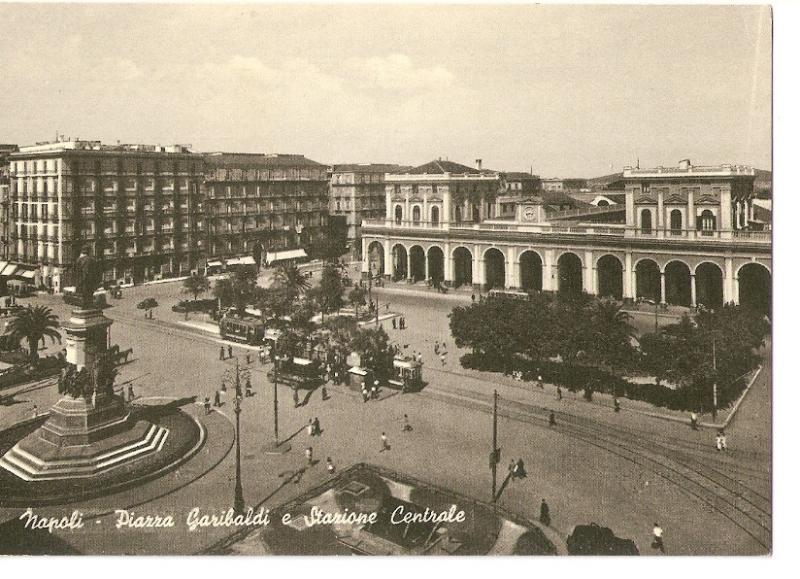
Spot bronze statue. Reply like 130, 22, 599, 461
74, 247, 102, 308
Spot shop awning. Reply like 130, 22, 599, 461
20, 270, 36, 280
207, 260, 223, 268
265, 249, 307, 265
0, 261, 8, 274
225, 257, 242, 266
239, 256, 256, 265
1, 264, 18, 277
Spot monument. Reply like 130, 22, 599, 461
0, 249, 169, 481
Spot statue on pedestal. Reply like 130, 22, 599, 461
74, 246, 102, 309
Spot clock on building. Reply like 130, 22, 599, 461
523, 206, 537, 221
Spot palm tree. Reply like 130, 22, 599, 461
7, 305, 62, 365
593, 298, 636, 376
275, 263, 311, 301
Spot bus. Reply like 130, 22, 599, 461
219, 315, 267, 345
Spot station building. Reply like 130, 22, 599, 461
360, 159, 771, 312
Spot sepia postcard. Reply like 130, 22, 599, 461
0, 2, 773, 558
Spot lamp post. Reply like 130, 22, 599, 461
232, 360, 245, 515
266, 338, 291, 454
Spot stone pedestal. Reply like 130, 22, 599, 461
0, 307, 168, 482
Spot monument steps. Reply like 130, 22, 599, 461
0, 424, 169, 481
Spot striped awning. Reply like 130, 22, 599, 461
265, 249, 307, 265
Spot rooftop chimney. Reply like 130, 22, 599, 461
476, 158, 482, 170
678, 158, 691, 170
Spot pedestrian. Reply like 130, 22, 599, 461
32, 404, 38, 419
361, 386, 369, 403
245, 379, 253, 397
307, 419, 314, 437
537, 375, 544, 390
540, 499, 551, 526
508, 460, 517, 480
326, 457, 335, 475
305, 446, 314, 466
128, 385, 135, 403
203, 397, 211, 414
440, 353, 446, 366
380, 432, 390, 452
514, 459, 527, 479
293, 388, 300, 408
402, 414, 413, 432
613, 397, 621, 413
371, 380, 379, 400
227, 345, 233, 359
471, 293, 476, 303
214, 390, 221, 407
548, 411, 556, 427
392, 317, 397, 330
321, 385, 329, 401
651, 523, 665, 553
716, 429, 728, 451
556, 385, 562, 401
245, 353, 251, 365
221, 379, 227, 392
91, 388, 97, 409
690, 412, 698, 431
434, 341, 440, 355
220, 346, 225, 361
313, 417, 321, 436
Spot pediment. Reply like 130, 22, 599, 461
664, 193, 687, 204
636, 195, 657, 204
695, 194, 719, 205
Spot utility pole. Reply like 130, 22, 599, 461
233, 360, 245, 514
491, 389, 499, 502
712, 337, 718, 422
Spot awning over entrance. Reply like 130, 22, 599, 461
265, 249, 307, 265
0, 264, 18, 276
0, 261, 8, 274
20, 270, 36, 280
207, 260, 223, 268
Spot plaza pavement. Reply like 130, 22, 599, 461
0, 279, 771, 555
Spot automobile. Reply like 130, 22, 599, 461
566, 523, 639, 555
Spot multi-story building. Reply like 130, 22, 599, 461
361, 159, 771, 313
329, 164, 410, 258
7, 140, 206, 290
1, 144, 19, 261
203, 153, 329, 266
542, 177, 588, 192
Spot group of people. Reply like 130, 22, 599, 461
361, 379, 381, 403
392, 316, 407, 330
433, 341, 448, 366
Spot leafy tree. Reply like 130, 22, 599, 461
317, 264, 345, 320
350, 326, 395, 382
590, 299, 636, 374
348, 287, 367, 322
214, 269, 256, 314
7, 305, 62, 365
182, 273, 210, 301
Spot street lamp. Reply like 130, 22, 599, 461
266, 338, 291, 454
232, 360, 245, 515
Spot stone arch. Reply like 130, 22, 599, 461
519, 250, 543, 292
635, 258, 661, 302
427, 246, 445, 284
737, 262, 771, 314
695, 261, 724, 309
367, 240, 385, 277
596, 254, 623, 300
452, 246, 473, 287
484, 247, 506, 290
664, 260, 692, 307
557, 252, 583, 297
409, 245, 426, 282
392, 243, 408, 281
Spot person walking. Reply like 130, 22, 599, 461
434, 341, 440, 355
245, 379, 253, 397
651, 523, 665, 553
392, 317, 397, 330
514, 459, 527, 479
548, 411, 556, 427
716, 429, 728, 451
227, 345, 233, 359
91, 388, 97, 409
32, 404, 38, 419
371, 380, 379, 400
214, 390, 221, 407
361, 386, 369, 403
539, 499, 551, 526
307, 419, 315, 437
440, 353, 447, 366
508, 460, 517, 480
690, 412, 699, 431
537, 375, 544, 390
305, 446, 314, 466
203, 397, 211, 414
128, 385, 135, 403
245, 353, 251, 365
321, 385, 329, 401
380, 432, 390, 452
556, 385, 563, 401
312, 417, 321, 436
219, 346, 225, 361
401, 414, 412, 432
613, 397, 621, 413
293, 388, 300, 408
326, 457, 335, 475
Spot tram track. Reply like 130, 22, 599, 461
423, 385, 771, 551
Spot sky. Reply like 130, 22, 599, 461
0, 3, 772, 177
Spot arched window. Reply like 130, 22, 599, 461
472, 203, 480, 222
670, 209, 683, 235
641, 209, 653, 234
412, 205, 421, 224
596, 199, 610, 207
699, 210, 716, 235
394, 205, 403, 225
454, 205, 462, 222
430, 206, 440, 225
